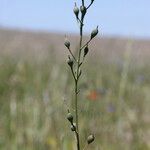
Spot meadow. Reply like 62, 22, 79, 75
0, 29, 150, 150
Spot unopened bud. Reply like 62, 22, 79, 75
87, 134, 95, 144
73, 3, 79, 18
67, 59, 73, 68
71, 124, 76, 131
80, 6, 87, 17
90, 26, 98, 39
64, 37, 70, 49
84, 46, 89, 57
67, 113, 73, 123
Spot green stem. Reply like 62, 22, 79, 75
76, 21, 83, 130
74, 80, 80, 150
74, 122, 80, 150
68, 47, 77, 62
82, 0, 84, 6
74, 8, 84, 150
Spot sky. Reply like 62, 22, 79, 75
0, 0, 150, 38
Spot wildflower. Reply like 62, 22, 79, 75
87, 90, 98, 101
107, 103, 115, 113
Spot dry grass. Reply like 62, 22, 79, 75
0, 28, 150, 150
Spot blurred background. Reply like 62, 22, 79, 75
0, 0, 150, 150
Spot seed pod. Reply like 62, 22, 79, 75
64, 37, 70, 49
84, 46, 89, 57
67, 113, 73, 123
67, 59, 73, 68
80, 6, 87, 17
71, 125, 76, 131
90, 26, 98, 40
87, 134, 95, 144
73, 3, 79, 19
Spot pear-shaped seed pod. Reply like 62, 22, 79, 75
64, 37, 70, 49
73, 3, 79, 18
87, 134, 95, 144
90, 26, 98, 39
67, 113, 73, 123
84, 46, 89, 57
67, 59, 73, 68
80, 6, 87, 16
71, 125, 76, 131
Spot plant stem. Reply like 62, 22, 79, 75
75, 76, 80, 150
76, 18, 83, 131
75, 127, 81, 150
65, 0, 97, 149
74, 7, 84, 150
68, 47, 77, 62
82, 0, 84, 6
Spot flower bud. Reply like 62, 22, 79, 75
73, 3, 79, 18
64, 37, 70, 49
80, 6, 87, 17
90, 26, 98, 40
67, 113, 73, 123
87, 134, 95, 144
67, 59, 73, 68
84, 46, 89, 57
71, 124, 76, 131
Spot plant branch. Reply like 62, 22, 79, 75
81, 39, 91, 50
71, 67, 77, 82
87, 1, 94, 10
68, 48, 77, 62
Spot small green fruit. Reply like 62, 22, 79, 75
67, 113, 73, 123
71, 125, 76, 131
67, 59, 73, 68
80, 6, 86, 16
90, 26, 98, 39
84, 46, 89, 57
64, 38, 70, 49
73, 3, 79, 18
87, 134, 95, 144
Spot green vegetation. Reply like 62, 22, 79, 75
0, 43, 150, 149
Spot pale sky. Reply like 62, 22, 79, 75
0, 0, 150, 38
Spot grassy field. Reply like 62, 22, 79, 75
0, 29, 150, 150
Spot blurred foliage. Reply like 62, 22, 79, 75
0, 46, 150, 150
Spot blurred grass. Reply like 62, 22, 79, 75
0, 43, 150, 150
